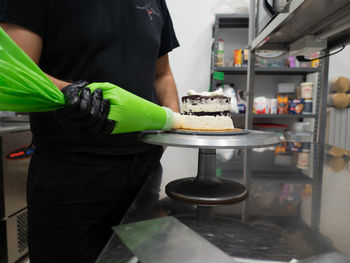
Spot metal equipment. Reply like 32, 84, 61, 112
0, 123, 31, 263
139, 129, 279, 205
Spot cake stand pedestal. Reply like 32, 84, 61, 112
139, 130, 279, 205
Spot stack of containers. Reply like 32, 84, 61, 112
276, 82, 314, 115
253, 97, 277, 114
300, 82, 313, 114
253, 81, 315, 115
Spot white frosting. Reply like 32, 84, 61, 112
173, 114, 234, 131
187, 88, 224, 97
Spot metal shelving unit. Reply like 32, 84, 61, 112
231, 113, 316, 119
214, 66, 319, 75
211, 13, 321, 134
215, 14, 249, 28
246, 0, 350, 142
244, 0, 350, 231
211, 14, 250, 89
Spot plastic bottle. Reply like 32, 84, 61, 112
242, 47, 249, 67
234, 49, 242, 67
223, 84, 239, 113
216, 38, 225, 67
236, 90, 247, 113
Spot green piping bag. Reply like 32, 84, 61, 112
0, 27, 174, 134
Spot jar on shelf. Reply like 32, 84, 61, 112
215, 38, 225, 67
300, 82, 313, 99
303, 99, 313, 114
268, 98, 278, 114
297, 150, 310, 170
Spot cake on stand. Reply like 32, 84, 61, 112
139, 129, 279, 205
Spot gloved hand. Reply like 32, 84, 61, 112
56, 80, 115, 135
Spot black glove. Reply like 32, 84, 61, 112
56, 80, 115, 135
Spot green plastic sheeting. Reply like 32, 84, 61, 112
0, 27, 173, 134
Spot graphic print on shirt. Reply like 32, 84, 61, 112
136, 1, 160, 20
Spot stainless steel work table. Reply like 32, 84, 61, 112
0, 121, 30, 135
97, 140, 350, 262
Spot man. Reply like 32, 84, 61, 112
0, 0, 180, 262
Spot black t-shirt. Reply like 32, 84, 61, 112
0, 0, 179, 154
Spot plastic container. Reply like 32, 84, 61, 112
216, 38, 225, 66
255, 50, 286, 68
303, 99, 313, 114
286, 56, 296, 68
238, 103, 246, 113
278, 83, 295, 94
242, 48, 249, 67
223, 85, 239, 113
297, 151, 309, 169
300, 82, 313, 99
285, 131, 313, 142
268, 99, 278, 114
291, 122, 310, 132
296, 85, 302, 99
234, 49, 242, 67
302, 142, 311, 152
237, 90, 246, 113
254, 97, 267, 114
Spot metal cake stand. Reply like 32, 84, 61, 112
139, 129, 279, 205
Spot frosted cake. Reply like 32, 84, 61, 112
173, 89, 234, 131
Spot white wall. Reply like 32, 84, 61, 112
167, 0, 223, 98
328, 45, 350, 80
161, 0, 224, 178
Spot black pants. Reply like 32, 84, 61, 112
27, 147, 162, 263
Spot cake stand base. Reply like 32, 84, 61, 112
139, 130, 279, 205
165, 149, 248, 205
166, 177, 248, 205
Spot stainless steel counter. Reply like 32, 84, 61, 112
97, 142, 350, 262
0, 122, 30, 135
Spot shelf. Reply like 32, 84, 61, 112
231, 114, 316, 119
216, 14, 249, 28
251, 0, 350, 51
214, 67, 319, 75
251, 171, 313, 183
222, 170, 313, 183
